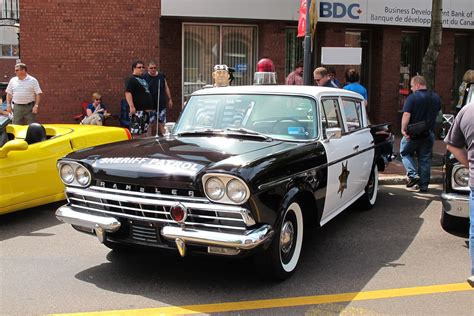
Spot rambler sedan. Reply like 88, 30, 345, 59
56, 85, 393, 280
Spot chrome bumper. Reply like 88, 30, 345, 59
56, 206, 121, 242
161, 225, 273, 250
441, 192, 469, 218
56, 205, 273, 253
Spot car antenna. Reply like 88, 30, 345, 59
155, 78, 161, 138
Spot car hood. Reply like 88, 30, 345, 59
65, 135, 298, 186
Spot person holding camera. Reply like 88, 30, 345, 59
400, 75, 441, 192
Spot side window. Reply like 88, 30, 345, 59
321, 98, 342, 131
341, 99, 363, 132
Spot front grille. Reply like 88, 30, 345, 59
66, 185, 255, 233
130, 224, 159, 243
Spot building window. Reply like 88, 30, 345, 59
0, 43, 17, 57
0, 0, 20, 58
285, 28, 303, 77
453, 33, 474, 107
183, 24, 258, 102
345, 30, 371, 88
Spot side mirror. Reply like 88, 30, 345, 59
164, 122, 176, 136
325, 127, 342, 141
0, 139, 28, 158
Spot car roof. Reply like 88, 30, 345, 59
191, 85, 364, 100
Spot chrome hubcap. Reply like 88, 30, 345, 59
280, 221, 294, 254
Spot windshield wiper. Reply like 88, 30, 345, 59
177, 128, 224, 137
225, 127, 273, 141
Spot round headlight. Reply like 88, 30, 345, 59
60, 164, 75, 184
205, 177, 225, 200
453, 167, 469, 187
226, 179, 247, 203
75, 165, 91, 186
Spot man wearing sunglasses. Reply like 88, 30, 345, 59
143, 61, 173, 136
124, 60, 154, 136
313, 67, 338, 88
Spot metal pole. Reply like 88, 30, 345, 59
155, 78, 161, 137
303, 0, 312, 85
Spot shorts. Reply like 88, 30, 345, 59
158, 108, 167, 124
129, 110, 157, 135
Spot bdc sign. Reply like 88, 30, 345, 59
320, 2, 361, 19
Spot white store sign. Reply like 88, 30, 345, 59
162, 0, 473, 30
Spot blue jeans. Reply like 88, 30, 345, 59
470, 189, 474, 275
400, 132, 435, 189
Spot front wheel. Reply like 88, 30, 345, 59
255, 201, 304, 280
357, 165, 378, 209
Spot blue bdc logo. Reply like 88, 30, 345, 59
320, 2, 361, 19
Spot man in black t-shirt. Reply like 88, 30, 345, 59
124, 61, 154, 136
400, 75, 441, 192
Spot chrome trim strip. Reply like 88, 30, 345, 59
441, 192, 469, 202
56, 206, 121, 232
71, 197, 245, 223
69, 197, 170, 216
90, 186, 209, 202
161, 225, 273, 250
66, 187, 250, 215
69, 204, 246, 231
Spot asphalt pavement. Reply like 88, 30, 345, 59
379, 135, 445, 185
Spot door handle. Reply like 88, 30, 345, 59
353, 145, 359, 151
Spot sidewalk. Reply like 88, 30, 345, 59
379, 136, 445, 185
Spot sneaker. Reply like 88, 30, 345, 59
468, 276, 474, 287
419, 186, 428, 192
406, 176, 420, 188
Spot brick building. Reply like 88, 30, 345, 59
2, 0, 473, 130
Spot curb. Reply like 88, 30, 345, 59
379, 175, 443, 185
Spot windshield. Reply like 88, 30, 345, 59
174, 94, 318, 140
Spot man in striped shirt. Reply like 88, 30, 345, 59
6, 63, 43, 125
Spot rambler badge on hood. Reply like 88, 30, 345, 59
96, 157, 204, 175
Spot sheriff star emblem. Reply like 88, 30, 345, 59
338, 161, 350, 197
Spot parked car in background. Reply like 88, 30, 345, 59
0, 123, 131, 215
441, 81, 473, 233
56, 85, 393, 280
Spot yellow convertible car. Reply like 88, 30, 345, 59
0, 123, 131, 215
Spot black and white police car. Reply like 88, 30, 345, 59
56, 85, 393, 280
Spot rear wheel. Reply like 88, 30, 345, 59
255, 201, 304, 280
357, 165, 378, 209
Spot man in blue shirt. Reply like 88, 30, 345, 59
400, 75, 441, 192
343, 68, 368, 105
